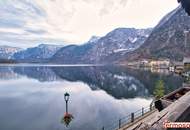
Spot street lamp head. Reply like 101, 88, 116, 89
64, 92, 70, 102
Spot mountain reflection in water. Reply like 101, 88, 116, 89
0, 65, 184, 130
0, 66, 183, 99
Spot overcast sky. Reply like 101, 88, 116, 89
0, 0, 179, 48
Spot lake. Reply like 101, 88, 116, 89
0, 65, 184, 130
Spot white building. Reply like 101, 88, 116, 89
149, 60, 170, 68
183, 57, 190, 65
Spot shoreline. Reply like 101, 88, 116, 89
0, 63, 106, 67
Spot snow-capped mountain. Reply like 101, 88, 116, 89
0, 45, 21, 59
122, 6, 190, 62
12, 44, 62, 62
84, 28, 152, 63
87, 36, 101, 43
52, 28, 152, 64
50, 40, 95, 64
1, 27, 151, 63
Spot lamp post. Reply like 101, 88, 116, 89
62, 92, 73, 127
64, 92, 70, 114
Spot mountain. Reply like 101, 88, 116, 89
12, 44, 62, 62
0, 45, 21, 59
88, 36, 101, 43
52, 28, 152, 64
122, 6, 190, 62
83, 28, 151, 63
50, 36, 99, 64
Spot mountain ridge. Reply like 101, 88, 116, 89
51, 27, 152, 64
117, 6, 190, 62
0, 27, 152, 63
12, 44, 63, 62
0, 45, 22, 59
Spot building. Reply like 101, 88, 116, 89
149, 60, 170, 68
172, 61, 184, 73
183, 57, 190, 71
140, 59, 150, 67
183, 57, 190, 67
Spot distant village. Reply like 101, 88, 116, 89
126, 57, 190, 74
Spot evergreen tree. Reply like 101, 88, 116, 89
153, 80, 165, 99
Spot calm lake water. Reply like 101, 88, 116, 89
0, 65, 184, 130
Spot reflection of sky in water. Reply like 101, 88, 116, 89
0, 77, 152, 130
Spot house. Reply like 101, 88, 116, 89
183, 57, 190, 70
149, 59, 170, 68
183, 57, 190, 66
140, 59, 150, 67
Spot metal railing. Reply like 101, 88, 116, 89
100, 105, 154, 130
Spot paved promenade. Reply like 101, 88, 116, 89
119, 87, 190, 130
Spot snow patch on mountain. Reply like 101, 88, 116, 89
0, 45, 22, 59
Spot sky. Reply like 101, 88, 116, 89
0, 0, 179, 48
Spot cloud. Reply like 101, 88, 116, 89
24, 29, 47, 35
120, 0, 129, 7
0, 37, 66, 48
99, 0, 114, 16
0, 0, 179, 48
0, 18, 25, 28
0, 0, 46, 18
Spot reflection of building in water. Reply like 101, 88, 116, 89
150, 68, 170, 75
171, 61, 184, 74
